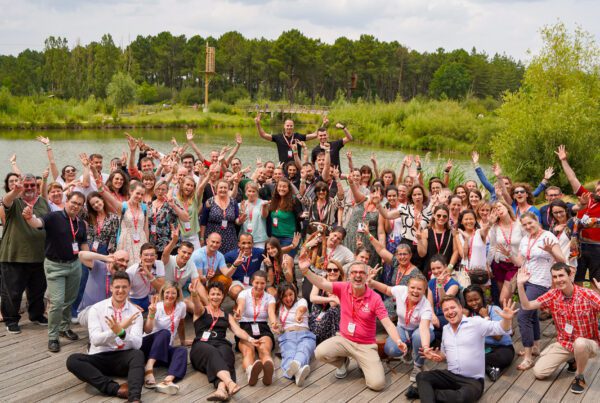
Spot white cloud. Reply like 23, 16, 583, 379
0, 0, 597, 61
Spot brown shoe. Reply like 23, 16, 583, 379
116, 383, 128, 399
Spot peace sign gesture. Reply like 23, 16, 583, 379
148, 294, 160, 316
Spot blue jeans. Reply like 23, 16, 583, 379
277, 237, 297, 258
517, 282, 549, 348
71, 263, 89, 319
279, 330, 317, 379
384, 326, 434, 367
130, 296, 150, 312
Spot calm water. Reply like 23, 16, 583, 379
0, 128, 487, 179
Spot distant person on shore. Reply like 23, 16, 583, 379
0, 174, 49, 335
255, 113, 323, 164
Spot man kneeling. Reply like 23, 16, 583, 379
299, 251, 407, 391
67, 271, 144, 402
517, 263, 600, 394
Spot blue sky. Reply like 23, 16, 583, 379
1, 0, 598, 61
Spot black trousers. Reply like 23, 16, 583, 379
416, 369, 484, 403
0, 262, 46, 324
190, 339, 236, 388
66, 349, 145, 401
486, 344, 515, 371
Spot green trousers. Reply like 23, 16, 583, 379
44, 259, 81, 340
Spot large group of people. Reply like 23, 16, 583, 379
0, 115, 599, 402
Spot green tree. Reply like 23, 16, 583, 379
429, 62, 471, 99
491, 22, 600, 186
107, 72, 137, 111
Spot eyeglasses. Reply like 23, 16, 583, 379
435, 214, 448, 219
552, 210, 566, 215
23, 184, 37, 189
350, 271, 365, 276
396, 252, 410, 256
317, 189, 327, 193
326, 268, 339, 273
65, 169, 77, 174
513, 189, 526, 194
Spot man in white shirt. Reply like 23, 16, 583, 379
66, 271, 144, 402
410, 296, 517, 402
126, 243, 165, 311
161, 234, 198, 311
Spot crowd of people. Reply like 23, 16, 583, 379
0, 115, 599, 402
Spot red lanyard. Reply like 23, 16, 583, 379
526, 232, 543, 261
209, 183, 215, 197
153, 202, 166, 224
282, 134, 295, 149
207, 306, 220, 332
105, 273, 111, 298
69, 216, 79, 241
499, 223, 513, 247
433, 230, 446, 254
206, 252, 217, 272
24, 196, 40, 209
252, 291, 263, 322
96, 216, 105, 237
130, 204, 140, 233
240, 255, 251, 275
317, 201, 326, 222
174, 265, 184, 282
165, 304, 176, 334
396, 264, 411, 285
279, 306, 291, 328
112, 303, 123, 322
405, 298, 417, 327
467, 232, 475, 269
247, 201, 255, 221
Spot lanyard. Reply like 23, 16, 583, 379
165, 304, 176, 334
153, 201, 166, 224
499, 223, 513, 247
526, 232, 543, 261
252, 291, 263, 322
105, 272, 111, 298
282, 133, 295, 149
130, 204, 140, 233
433, 230, 446, 254
112, 303, 123, 322
207, 306, 220, 332
316, 200, 327, 222
279, 306, 292, 329
68, 215, 79, 242
466, 232, 475, 270
206, 251, 217, 272
405, 298, 417, 327
23, 196, 40, 209
395, 264, 411, 285
174, 265, 185, 283
240, 255, 251, 275
96, 216, 105, 237
348, 287, 364, 321
247, 201, 255, 221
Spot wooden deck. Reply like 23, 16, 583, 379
1, 313, 598, 402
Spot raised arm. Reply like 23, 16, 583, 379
305, 116, 329, 141
297, 249, 333, 294
370, 153, 380, 179
37, 136, 59, 181
348, 175, 368, 205
321, 142, 332, 182
255, 113, 272, 141
366, 232, 393, 265
9, 154, 22, 175
97, 178, 122, 214
78, 251, 113, 268
224, 134, 242, 168
472, 151, 496, 196
555, 145, 582, 193
337, 123, 353, 144
161, 228, 179, 266
186, 129, 207, 163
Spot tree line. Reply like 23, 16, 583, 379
0, 30, 524, 104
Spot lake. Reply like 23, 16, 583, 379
0, 127, 489, 180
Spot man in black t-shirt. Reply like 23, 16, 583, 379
255, 113, 325, 164
310, 123, 353, 171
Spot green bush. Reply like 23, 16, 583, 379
208, 99, 232, 114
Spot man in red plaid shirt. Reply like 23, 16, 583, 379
517, 263, 600, 394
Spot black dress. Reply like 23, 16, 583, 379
189, 310, 236, 387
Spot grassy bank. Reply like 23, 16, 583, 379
0, 90, 502, 153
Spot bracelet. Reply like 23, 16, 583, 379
436, 283, 444, 288
190, 291, 199, 297
447, 264, 454, 270
117, 329, 126, 338
148, 314, 155, 319
416, 166, 422, 171
444, 169, 450, 173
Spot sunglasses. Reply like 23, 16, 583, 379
326, 268, 339, 273
435, 214, 448, 219
513, 189, 526, 194
316, 189, 327, 192
23, 184, 37, 189
65, 169, 77, 174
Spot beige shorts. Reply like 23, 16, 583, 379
533, 339, 599, 379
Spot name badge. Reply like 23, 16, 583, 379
288, 150, 293, 158
251, 323, 260, 336
201, 331, 211, 341
316, 311, 325, 321
150, 224, 157, 234
347, 322, 356, 335
184, 221, 191, 231
115, 337, 125, 349
221, 220, 228, 229
92, 240, 99, 252
243, 276, 250, 285
565, 323, 573, 334
72, 242, 79, 254
247, 223, 253, 233
357, 223, 365, 232
132, 232, 140, 243
272, 217, 278, 227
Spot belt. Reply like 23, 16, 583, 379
47, 257, 78, 264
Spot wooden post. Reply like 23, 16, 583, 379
203, 42, 216, 112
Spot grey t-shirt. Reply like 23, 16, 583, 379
78, 260, 111, 313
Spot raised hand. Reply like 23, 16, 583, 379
22, 205, 33, 221
495, 242, 511, 258
297, 249, 311, 273
9, 153, 16, 164
322, 115, 329, 126
36, 136, 50, 146
544, 167, 555, 181
516, 266, 531, 286
120, 311, 141, 330
471, 151, 479, 165
186, 129, 194, 142
445, 159, 453, 172
79, 153, 90, 167
126, 133, 137, 151
494, 299, 519, 321
368, 265, 381, 282
292, 232, 301, 249
235, 133, 242, 145
42, 167, 50, 180
492, 163, 502, 177
370, 153, 377, 164
414, 155, 422, 168
254, 112, 261, 125
346, 150, 353, 160
554, 145, 567, 161
148, 295, 159, 316
105, 315, 121, 334
539, 237, 557, 253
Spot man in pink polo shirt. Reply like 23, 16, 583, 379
298, 250, 407, 391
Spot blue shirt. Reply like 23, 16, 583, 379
485, 305, 513, 346
191, 247, 227, 277
428, 278, 460, 317
224, 247, 264, 283
441, 316, 511, 379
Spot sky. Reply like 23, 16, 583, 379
0, 0, 598, 62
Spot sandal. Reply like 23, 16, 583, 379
518, 347, 540, 357
517, 358, 535, 371
206, 388, 229, 401
144, 369, 157, 388
226, 380, 240, 397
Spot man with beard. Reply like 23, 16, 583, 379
299, 253, 407, 391
556, 145, 600, 291
517, 264, 600, 394
225, 233, 265, 301
23, 191, 89, 352
310, 124, 353, 172
76, 250, 131, 327
0, 174, 49, 335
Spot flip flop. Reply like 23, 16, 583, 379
144, 369, 157, 388
206, 388, 228, 401
517, 358, 535, 371
226, 380, 240, 396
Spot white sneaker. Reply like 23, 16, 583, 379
410, 365, 423, 382
335, 357, 350, 379
70, 317, 79, 325
286, 360, 301, 378
296, 365, 311, 387
246, 360, 263, 386
156, 381, 179, 395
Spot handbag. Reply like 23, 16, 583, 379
453, 265, 471, 288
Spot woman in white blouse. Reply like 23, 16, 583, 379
141, 281, 189, 394
275, 283, 317, 387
